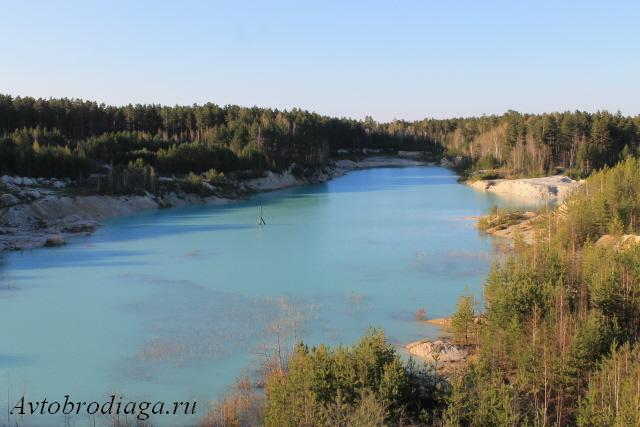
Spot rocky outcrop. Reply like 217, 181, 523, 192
405, 340, 467, 363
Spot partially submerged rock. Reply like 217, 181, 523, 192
405, 340, 467, 363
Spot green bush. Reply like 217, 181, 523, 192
264, 328, 446, 426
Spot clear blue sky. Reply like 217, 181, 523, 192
1, 0, 638, 121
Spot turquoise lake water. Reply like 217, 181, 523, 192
0, 166, 539, 426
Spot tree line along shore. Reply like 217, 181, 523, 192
1, 95, 639, 191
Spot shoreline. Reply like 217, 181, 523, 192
0, 159, 579, 252
0, 156, 429, 251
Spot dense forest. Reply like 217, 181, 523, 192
0, 94, 439, 190
201, 158, 640, 426
437, 111, 640, 178
2, 95, 639, 193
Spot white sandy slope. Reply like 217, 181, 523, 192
468, 175, 583, 202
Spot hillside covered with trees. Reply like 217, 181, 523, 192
417, 110, 640, 178
2, 95, 639, 192
444, 157, 640, 426
0, 94, 440, 187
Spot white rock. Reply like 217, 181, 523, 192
405, 340, 467, 362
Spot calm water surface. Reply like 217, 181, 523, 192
0, 167, 538, 425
